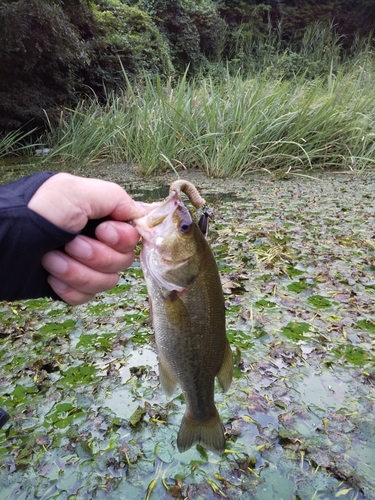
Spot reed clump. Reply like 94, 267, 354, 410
3, 25, 375, 177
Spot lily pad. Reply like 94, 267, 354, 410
38, 319, 77, 335
356, 319, 375, 334
1, 170, 375, 500
281, 321, 311, 341
287, 281, 311, 293
307, 295, 333, 309
332, 345, 371, 366
255, 299, 277, 309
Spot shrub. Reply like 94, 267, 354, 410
0, 0, 173, 132
86, 0, 174, 93
128, 0, 226, 73
0, 0, 92, 131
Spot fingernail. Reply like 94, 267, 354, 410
100, 222, 119, 245
48, 276, 68, 294
68, 236, 93, 259
43, 252, 69, 274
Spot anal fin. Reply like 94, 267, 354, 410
217, 340, 233, 393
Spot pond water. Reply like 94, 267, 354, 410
0, 166, 374, 499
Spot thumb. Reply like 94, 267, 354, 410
28, 173, 145, 233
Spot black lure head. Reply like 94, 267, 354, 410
0, 407, 9, 429
198, 210, 210, 235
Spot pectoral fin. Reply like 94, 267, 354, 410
163, 290, 190, 327
216, 341, 233, 393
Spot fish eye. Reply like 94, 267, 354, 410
179, 220, 192, 235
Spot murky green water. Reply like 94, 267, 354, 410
0, 165, 374, 499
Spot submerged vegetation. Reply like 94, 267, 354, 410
1, 171, 375, 499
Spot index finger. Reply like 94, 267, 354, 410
81, 180, 145, 221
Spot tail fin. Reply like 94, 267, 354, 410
177, 409, 225, 454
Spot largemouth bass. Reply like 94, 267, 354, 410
132, 183, 233, 454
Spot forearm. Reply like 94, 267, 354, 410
0, 172, 77, 301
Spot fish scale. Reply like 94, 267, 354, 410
132, 186, 233, 454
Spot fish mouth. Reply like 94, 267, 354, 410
146, 192, 180, 228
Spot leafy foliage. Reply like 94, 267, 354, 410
0, 0, 93, 130
87, 0, 173, 92
277, 0, 375, 46
0, 0, 173, 132
1, 0, 375, 133
138, 0, 226, 73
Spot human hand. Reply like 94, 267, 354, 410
28, 173, 146, 305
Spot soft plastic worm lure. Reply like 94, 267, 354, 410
169, 180, 211, 235
169, 180, 206, 209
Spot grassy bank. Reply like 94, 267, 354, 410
2, 41, 375, 177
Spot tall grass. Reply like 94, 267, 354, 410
28, 24, 375, 177
0, 128, 38, 159
39, 61, 375, 177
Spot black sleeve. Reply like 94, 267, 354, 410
0, 172, 78, 301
